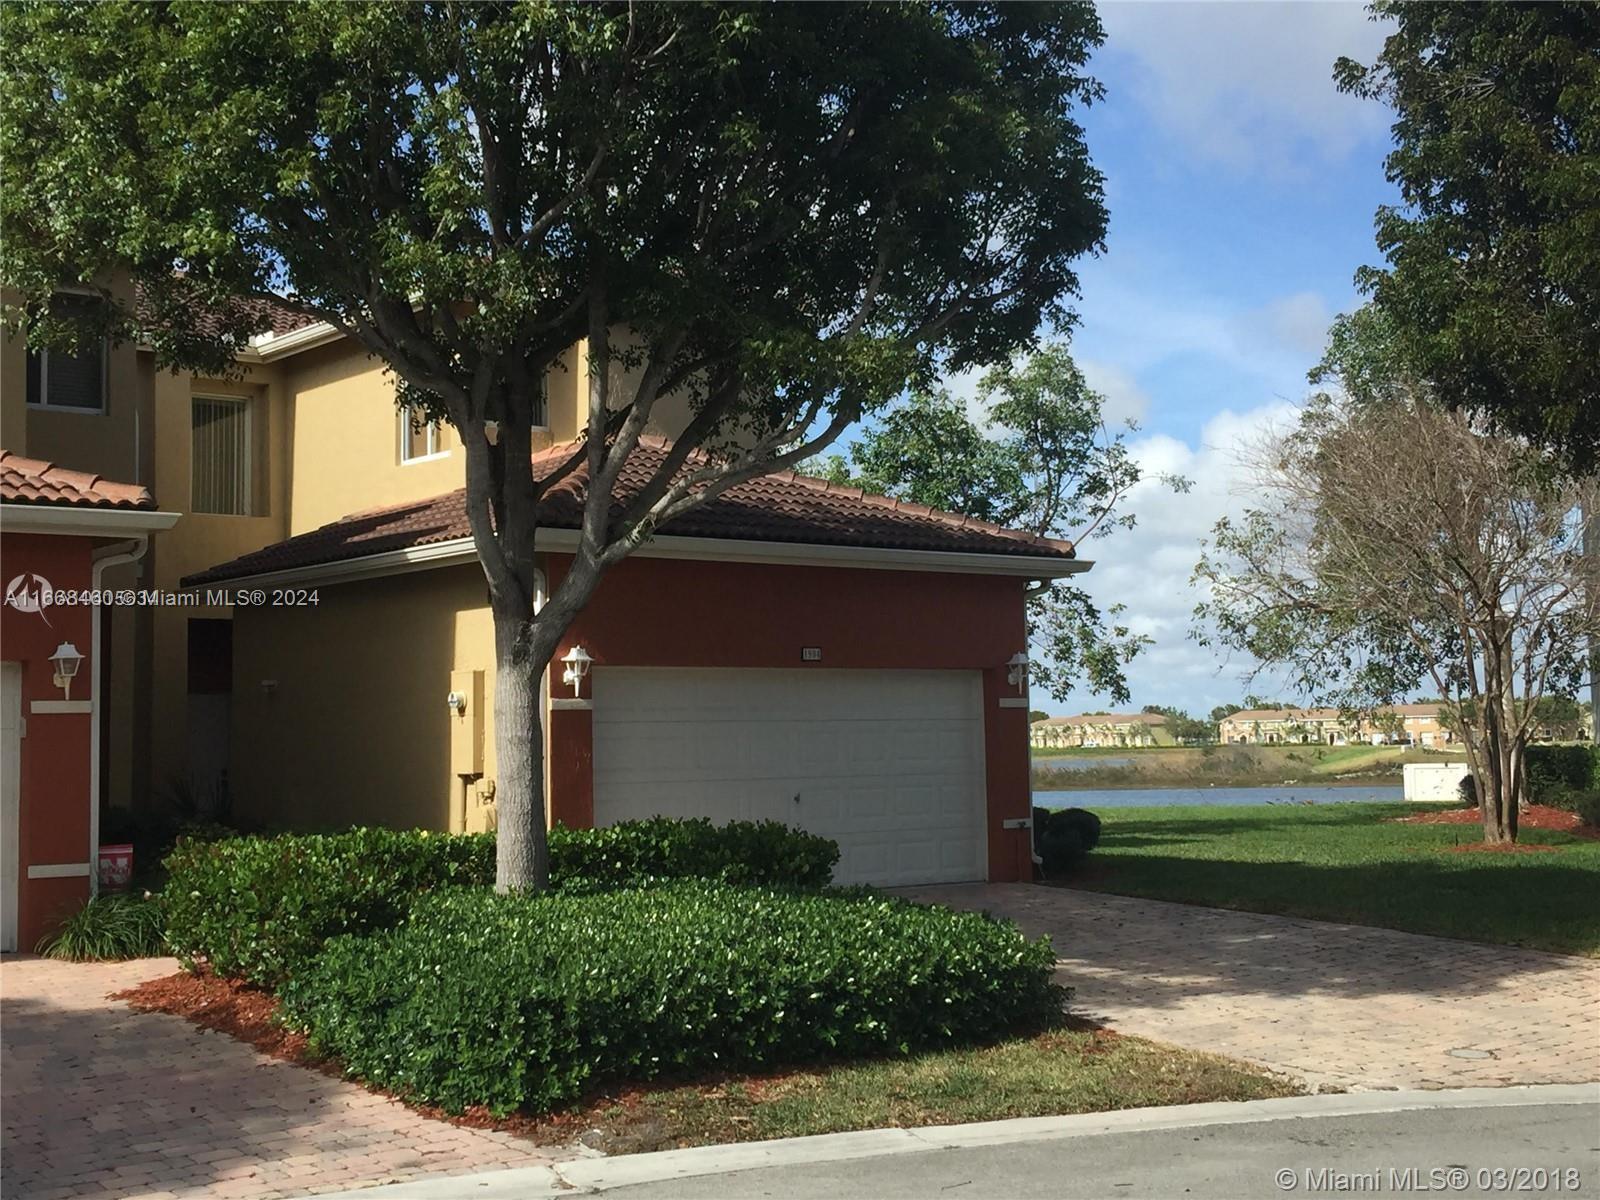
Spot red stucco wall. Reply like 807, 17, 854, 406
543, 554, 1035, 882
1, 532, 95, 949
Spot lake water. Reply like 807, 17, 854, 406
1033, 784, 1405, 809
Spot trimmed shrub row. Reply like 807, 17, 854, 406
279, 882, 1062, 1115
550, 816, 838, 893
1526, 744, 1600, 811
162, 827, 494, 985
1032, 806, 1101, 878
162, 818, 839, 985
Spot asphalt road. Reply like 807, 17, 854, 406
597, 1101, 1600, 1200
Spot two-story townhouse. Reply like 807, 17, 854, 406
1029, 713, 1172, 750
6, 289, 1091, 896
1216, 704, 1454, 747
1217, 708, 1357, 745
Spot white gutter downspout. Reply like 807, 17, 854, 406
88, 537, 150, 897
1022, 578, 1051, 869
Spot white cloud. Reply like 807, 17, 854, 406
1076, 271, 1318, 387
1233, 291, 1333, 359
1079, 359, 1151, 426
1098, 1, 1393, 178
941, 366, 991, 430
1044, 400, 1301, 716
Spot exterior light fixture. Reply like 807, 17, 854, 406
1006, 652, 1029, 695
560, 645, 593, 695
49, 641, 85, 699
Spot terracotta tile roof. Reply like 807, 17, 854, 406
185, 437, 1077, 586
0, 450, 156, 510
134, 283, 320, 342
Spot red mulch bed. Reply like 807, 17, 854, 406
1390, 803, 1600, 852
112, 969, 588, 1142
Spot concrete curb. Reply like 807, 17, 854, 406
309, 1083, 1600, 1199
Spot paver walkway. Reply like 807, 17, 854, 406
1, 956, 577, 1200
905, 884, 1600, 1094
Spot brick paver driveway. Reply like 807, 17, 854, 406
906, 884, 1600, 1093
1, 956, 576, 1200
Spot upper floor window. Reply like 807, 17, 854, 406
25, 294, 106, 413
400, 405, 447, 463
192, 395, 252, 515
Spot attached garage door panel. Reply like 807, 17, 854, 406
591, 668, 987, 887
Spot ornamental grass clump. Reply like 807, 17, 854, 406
278, 882, 1063, 1116
37, 893, 166, 961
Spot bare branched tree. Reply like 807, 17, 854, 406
1196, 398, 1600, 843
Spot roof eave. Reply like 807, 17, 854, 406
184, 528, 1091, 590
1, 503, 181, 537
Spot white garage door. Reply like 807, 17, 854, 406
591, 668, 987, 887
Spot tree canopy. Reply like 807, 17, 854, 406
2, 1, 1111, 887
1336, 1, 1600, 470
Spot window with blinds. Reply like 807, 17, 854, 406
192, 396, 252, 515
25, 294, 107, 412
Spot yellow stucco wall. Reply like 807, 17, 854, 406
278, 339, 604, 535
1, 331, 26, 455
280, 342, 469, 535
229, 563, 504, 833
139, 364, 294, 801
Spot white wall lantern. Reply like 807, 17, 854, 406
50, 641, 85, 699
1005, 652, 1029, 695
560, 645, 593, 695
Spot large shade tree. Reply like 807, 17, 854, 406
1336, 0, 1600, 471
812, 342, 1187, 704
1, 1, 1110, 888
1338, 1, 1600, 730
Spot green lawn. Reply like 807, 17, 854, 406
569, 1028, 1300, 1153
1061, 802, 1600, 957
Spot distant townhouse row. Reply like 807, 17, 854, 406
1217, 704, 1453, 747
1029, 712, 1173, 749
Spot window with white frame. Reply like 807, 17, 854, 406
25, 294, 107, 413
192, 395, 253, 515
400, 404, 446, 462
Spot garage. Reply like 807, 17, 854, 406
590, 667, 988, 887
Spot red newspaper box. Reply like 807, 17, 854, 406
98, 843, 134, 891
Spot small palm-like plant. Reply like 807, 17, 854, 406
36, 893, 166, 961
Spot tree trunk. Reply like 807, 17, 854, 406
491, 601, 551, 892
1479, 696, 1518, 846
1585, 500, 1599, 749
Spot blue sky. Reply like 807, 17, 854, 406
986, 2, 1402, 719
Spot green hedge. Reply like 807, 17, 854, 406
162, 827, 494, 985
1574, 791, 1600, 828
162, 818, 839, 985
549, 816, 838, 893
1032, 806, 1101, 878
279, 883, 1062, 1115
1526, 744, 1600, 811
